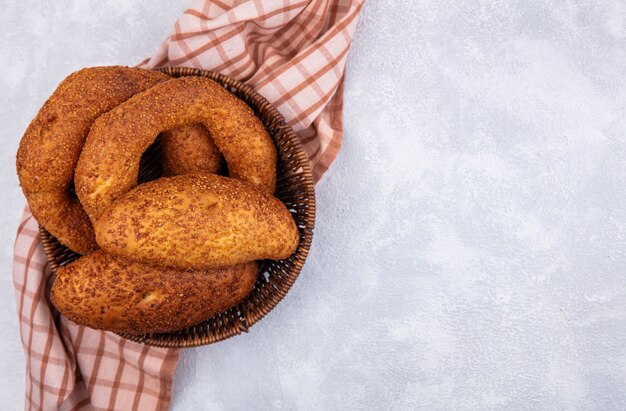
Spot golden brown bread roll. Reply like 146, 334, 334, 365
51, 250, 258, 335
75, 76, 277, 223
16, 66, 170, 253
95, 174, 299, 270
161, 124, 223, 176
16, 66, 220, 254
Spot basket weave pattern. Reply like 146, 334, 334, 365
39, 67, 316, 348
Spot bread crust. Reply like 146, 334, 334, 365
51, 250, 258, 335
16, 66, 216, 254
95, 174, 299, 269
76, 76, 276, 222
161, 124, 222, 176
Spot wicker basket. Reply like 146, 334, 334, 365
39, 67, 316, 348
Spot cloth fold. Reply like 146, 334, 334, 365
13, 0, 363, 409
14, 209, 178, 410
139, 0, 363, 180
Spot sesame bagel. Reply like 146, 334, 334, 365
16, 66, 213, 254
161, 124, 223, 176
51, 250, 258, 335
75, 76, 276, 222
95, 174, 298, 270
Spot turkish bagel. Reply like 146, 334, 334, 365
75, 76, 277, 223
16, 66, 217, 254
161, 124, 223, 176
51, 250, 258, 335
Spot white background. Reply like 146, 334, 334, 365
2, 0, 626, 409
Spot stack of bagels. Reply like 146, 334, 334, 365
16, 66, 299, 335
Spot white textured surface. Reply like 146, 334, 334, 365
2, 0, 626, 409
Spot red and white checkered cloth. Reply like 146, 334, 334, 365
14, 209, 179, 410
13, 0, 363, 409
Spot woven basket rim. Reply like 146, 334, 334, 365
39, 66, 316, 348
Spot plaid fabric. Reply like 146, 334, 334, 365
139, 0, 364, 181
14, 0, 362, 409
14, 208, 178, 410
